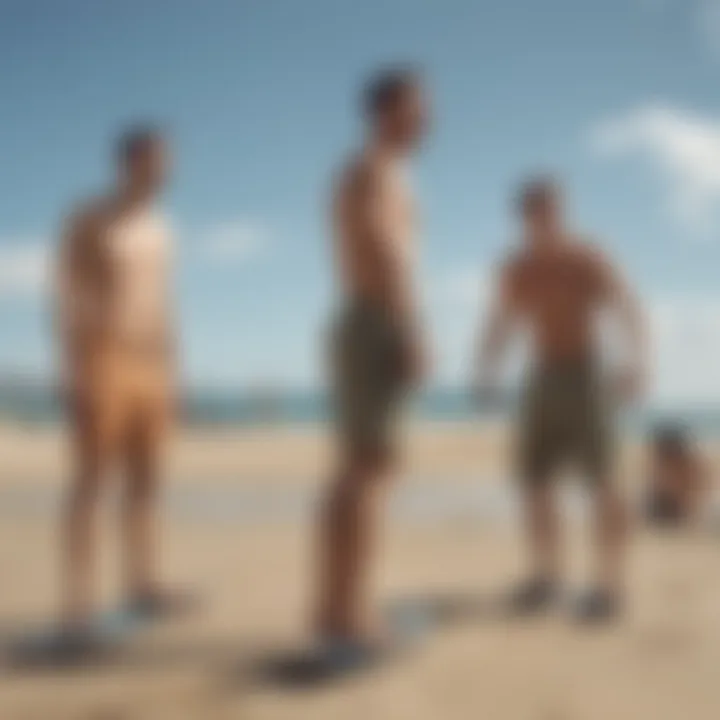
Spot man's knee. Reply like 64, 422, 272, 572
124, 418, 164, 495
344, 445, 395, 485
124, 443, 159, 503
67, 471, 103, 511
592, 484, 629, 529
68, 420, 121, 511
522, 475, 555, 506
327, 449, 392, 505
125, 471, 157, 506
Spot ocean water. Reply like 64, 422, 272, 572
1, 383, 720, 439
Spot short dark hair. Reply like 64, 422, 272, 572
517, 176, 560, 215
116, 124, 164, 164
363, 66, 421, 119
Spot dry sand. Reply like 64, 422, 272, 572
1, 422, 719, 719
0, 419, 670, 487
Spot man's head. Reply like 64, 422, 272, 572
116, 125, 169, 198
517, 177, 564, 244
363, 67, 428, 152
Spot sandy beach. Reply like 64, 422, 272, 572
1, 422, 719, 719
0, 419, 684, 488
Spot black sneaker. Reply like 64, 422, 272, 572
507, 577, 560, 616
574, 589, 621, 624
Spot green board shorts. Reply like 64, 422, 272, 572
330, 300, 409, 460
517, 359, 616, 485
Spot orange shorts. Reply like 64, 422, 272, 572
66, 344, 173, 461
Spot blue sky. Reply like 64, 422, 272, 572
3, 0, 720, 401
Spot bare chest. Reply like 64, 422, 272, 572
103, 213, 170, 282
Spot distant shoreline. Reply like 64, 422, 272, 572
1, 381, 719, 436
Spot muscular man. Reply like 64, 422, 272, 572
56, 127, 178, 645
315, 69, 429, 652
475, 179, 646, 621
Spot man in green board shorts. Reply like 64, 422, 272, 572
475, 178, 647, 622
332, 300, 408, 460
314, 67, 430, 658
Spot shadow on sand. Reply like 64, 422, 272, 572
232, 589, 508, 690
0, 589, 508, 688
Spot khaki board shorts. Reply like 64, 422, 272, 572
331, 301, 408, 459
517, 360, 615, 484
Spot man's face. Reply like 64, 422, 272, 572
125, 138, 170, 197
380, 84, 429, 151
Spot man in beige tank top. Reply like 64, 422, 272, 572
55, 127, 181, 646
475, 179, 647, 622
314, 68, 429, 656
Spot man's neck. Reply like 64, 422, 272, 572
526, 231, 570, 255
366, 135, 405, 164
113, 185, 155, 214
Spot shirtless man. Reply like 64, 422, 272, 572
475, 178, 646, 621
56, 127, 178, 645
315, 69, 429, 652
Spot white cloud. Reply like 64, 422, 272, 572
200, 221, 269, 263
591, 104, 720, 234
0, 241, 51, 299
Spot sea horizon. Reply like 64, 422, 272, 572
2, 376, 720, 438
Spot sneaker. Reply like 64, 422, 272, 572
507, 577, 560, 616
574, 589, 621, 624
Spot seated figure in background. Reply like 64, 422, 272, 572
644, 424, 710, 527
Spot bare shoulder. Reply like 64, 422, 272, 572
571, 236, 612, 268
341, 153, 388, 196
496, 249, 529, 295
64, 195, 112, 237
570, 236, 622, 294
500, 247, 530, 280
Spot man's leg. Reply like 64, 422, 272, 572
578, 381, 627, 619
63, 395, 119, 628
592, 481, 628, 599
514, 372, 563, 611
522, 480, 561, 584
316, 449, 394, 641
121, 377, 169, 606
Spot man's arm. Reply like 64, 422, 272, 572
597, 253, 648, 401
688, 453, 712, 518
55, 207, 102, 360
